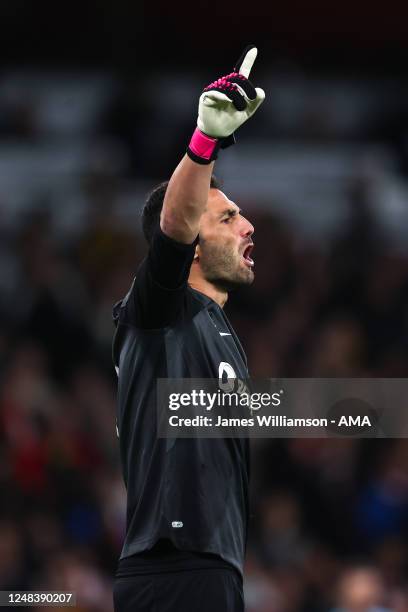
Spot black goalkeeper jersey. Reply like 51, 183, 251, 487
112, 226, 250, 576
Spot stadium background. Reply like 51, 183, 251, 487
0, 2, 408, 610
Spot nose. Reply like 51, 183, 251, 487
240, 215, 254, 238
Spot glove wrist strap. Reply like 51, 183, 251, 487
187, 128, 236, 165
187, 128, 219, 165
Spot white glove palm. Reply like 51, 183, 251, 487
197, 46, 265, 139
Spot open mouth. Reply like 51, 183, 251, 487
242, 243, 254, 267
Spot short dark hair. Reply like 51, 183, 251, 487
141, 175, 221, 244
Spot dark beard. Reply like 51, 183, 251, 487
199, 241, 254, 290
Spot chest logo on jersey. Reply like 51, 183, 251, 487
218, 361, 237, 392
218, 361, 251, 396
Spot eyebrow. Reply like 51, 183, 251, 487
220, 208, 242, 219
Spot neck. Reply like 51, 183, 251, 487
188, 277, 228, 308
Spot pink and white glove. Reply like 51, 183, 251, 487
187, 45, 265, 165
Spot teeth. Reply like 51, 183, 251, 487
243, 254, 254, 267
242, 244, 254, 267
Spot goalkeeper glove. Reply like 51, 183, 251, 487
187, 45, 265, 165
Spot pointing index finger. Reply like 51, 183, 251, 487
234, 45, 258, 79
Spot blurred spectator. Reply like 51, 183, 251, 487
331, 566, 390, 612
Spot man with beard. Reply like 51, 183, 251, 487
113, 46, 265, 612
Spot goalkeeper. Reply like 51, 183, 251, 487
112, 46, 265, 612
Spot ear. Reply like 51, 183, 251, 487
193, 244, 200, 261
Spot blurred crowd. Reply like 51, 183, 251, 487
0, 70, 408, 611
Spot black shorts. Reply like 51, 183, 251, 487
113, 544, 244, 612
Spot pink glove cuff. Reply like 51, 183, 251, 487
187, 128, 219, 164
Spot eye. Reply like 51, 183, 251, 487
222, 212, 237, 223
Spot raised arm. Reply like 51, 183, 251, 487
160, 46, 265, 244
